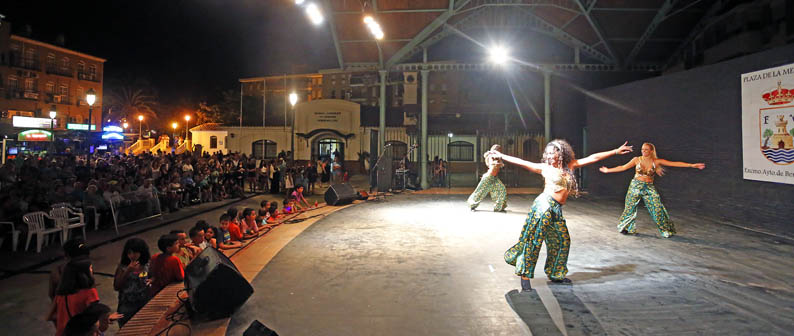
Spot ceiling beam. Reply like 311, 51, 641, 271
384, 0, 474, 69
573, 0, 620, 65
625, 0, 680, 65
323, 0, 345, 69
334, 9, 448, 14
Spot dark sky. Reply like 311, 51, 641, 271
0, 0, 338, 104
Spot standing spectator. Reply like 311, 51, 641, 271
149, 234, 184, 295
113, 238, 151, 327
306, 161, 318, 194
50, 238, 91, 301
48, 256, 99, 336
269, 160, 280, 194
321, 158, 330, 187
258, 160, 269, 193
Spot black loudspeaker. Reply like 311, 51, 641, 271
324, 183, 357, 206
376, 151, 392, 192
185, 247, 253, 319
243, 320, 279, 336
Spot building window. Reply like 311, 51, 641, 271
88, 64, 97, 76
47, 53, 56, 68
210, 136, 218, 149
8, 76, 19, 90
251, 140, 277, 159
448, 141, 474, 161
77, 87, 84, 102
61, 57, 70, 70
24, 78, 35, 91
386, 141, 408, 161
46, 82, 55, 94
24, 48, 37, 68
59, 84, 69, 96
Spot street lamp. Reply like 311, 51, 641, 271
86, 88, 96, 131
138, 115, 144, 139
122, 122, 129, 130
289, 92, 298, 158
184, 115, 191, 146
49, 105, 57, 152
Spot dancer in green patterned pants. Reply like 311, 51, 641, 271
491, 140, 633, 291
600, 142, 705, 238
468, 145, 507, 212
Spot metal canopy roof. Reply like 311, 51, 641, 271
325, 0, 719, 71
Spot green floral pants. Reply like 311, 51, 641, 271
504, 193, 569, 280
618, 179, 676, 237
467, 174, 507, 211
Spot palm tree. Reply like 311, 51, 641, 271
763, 128, 773, 148
105, 78, 159, 124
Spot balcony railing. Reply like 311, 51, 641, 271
10, 57, 41, 71
44, 93, 72, 105
5, 89, 41, 101
46, 66, 74, 77
77, 72, 101, 82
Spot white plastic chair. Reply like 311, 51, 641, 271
52, 202, 100, 231
50, 207, 87, 242
0, 221, 21, 252
22, 212, 62, 253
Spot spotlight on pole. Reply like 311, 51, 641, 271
306, 3, 324, 25
289, 92, 298, 107
488, 45, 510, 65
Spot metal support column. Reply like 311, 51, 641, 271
544, 71, 551, 141
378, 70, 387, 154
420, 69, 430, 190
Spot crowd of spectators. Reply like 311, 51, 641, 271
0, 150, 336, 237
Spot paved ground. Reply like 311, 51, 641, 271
227, 194, 794, 336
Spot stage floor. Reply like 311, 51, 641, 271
227, 194, 794, 335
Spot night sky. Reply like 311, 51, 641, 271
0, 0, 338, 104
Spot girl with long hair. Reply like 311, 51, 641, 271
48, 254, 100, 336
113, 238, 152, 327
492, 139, 632, 291
467, 144, 508, 212
599, 142, 705, 237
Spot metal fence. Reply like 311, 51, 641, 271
108, 189, 163, 234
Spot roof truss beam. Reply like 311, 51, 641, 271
625, 0, 680, 65
323, 0, 345, 69
572, 0, 620, 65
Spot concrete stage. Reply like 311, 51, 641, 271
226, 193, 794, 335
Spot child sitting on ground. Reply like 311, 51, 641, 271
217, 214, 242, 249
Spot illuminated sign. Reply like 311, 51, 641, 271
103, 125, 124, 133
67, 123, 97, 131
18, 130, 53, 141
12, 116, 57, 129
101, 132, 124, 140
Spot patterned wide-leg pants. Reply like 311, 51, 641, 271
617, 179, 676, 237
504, 193, 569, 280
467, 174, 507, 211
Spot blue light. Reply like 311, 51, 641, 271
102, 132, 124, 140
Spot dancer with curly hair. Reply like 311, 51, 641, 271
599, 142, 705, 238
467, 144, 508, 212
491, 140, 633, 291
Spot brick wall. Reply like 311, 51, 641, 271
585, 44, 794, 235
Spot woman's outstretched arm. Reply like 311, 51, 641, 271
599, 157, 638, 173
573, 142, 633, 168
490, 152, 544, 174
656, 159, 706, 169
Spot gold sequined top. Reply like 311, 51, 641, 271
634, 158, 656, 178
542, 166, 572, 193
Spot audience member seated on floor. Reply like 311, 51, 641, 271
268, 202, 283, 220
63, 302, 122, 336
113, 238, 152, 327
257, 208, 274, 226
149, 234, 185, 296
217, 214, 242, 250
205, 226, 219, 249
283, 198, 296, 214
291, 186, 312, 210
50, 238, 91, 301
170, 229, 200, 266
242, 208, 267, 235
189, 226, 207, 250
48, 255, 99, 336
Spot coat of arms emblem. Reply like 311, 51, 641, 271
759, 81, 794, 165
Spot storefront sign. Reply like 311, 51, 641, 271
67, 123, 97, 131
102, 132, 124, 140
103, 125, 124, 133
12, 116, 57, 129
18, 130, 53, 141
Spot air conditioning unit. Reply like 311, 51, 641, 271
403, 71, 418, 105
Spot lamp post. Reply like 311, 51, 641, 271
184, 115, 191, 150
289, 92, 298, 160
138, 115, 144, 140
171, 122, 177, 146
49, 105, 57, 152
85, 88, 96, 132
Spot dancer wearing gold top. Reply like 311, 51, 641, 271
599, 142, 705, 238
467, 144, 508, 212
491, 139, 633, 291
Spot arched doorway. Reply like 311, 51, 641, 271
312, 136, 345, 162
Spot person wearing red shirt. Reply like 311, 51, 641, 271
48, 256, 102, 336
149, 234, 185, 296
